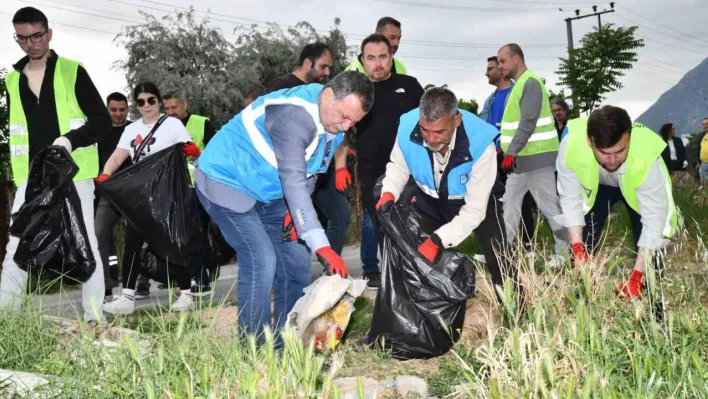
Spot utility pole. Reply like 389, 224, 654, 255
563, 3, 615, 112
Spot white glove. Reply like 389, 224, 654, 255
53, 136, 72, 153
683, 160, 688, 169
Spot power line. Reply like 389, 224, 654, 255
619, 5, 708, 48
612, 12, 708, 50
639, 54, 685, 71
24, 0, 143, 25
0, 10, 119, 35
399, 53, 561, 61
372, 0, 562, 12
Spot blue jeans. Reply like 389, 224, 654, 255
312, 167, 351, 255
700, 162, 708, 182
360, 210, 379, 274
196, 188, 311, 338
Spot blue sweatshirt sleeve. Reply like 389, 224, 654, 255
264, 104, 329, 251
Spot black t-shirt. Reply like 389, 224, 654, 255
263, 73, 306, 94
98, 121, 132, 171
355, 74, 425, 176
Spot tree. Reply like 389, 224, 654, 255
457, 98, 479, 115
116, 10, 352, 128
556, 23, 644, 114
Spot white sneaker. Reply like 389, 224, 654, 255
547, 254, 566, 269
104, 295, 136, 315
171, 293, 194, 312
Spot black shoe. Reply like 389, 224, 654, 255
363, 272, 381, 289
134, 286, 150, 299
191, 283, 212, 297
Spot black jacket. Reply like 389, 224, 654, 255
9, 50, 111, 161
661, 137, 688, 171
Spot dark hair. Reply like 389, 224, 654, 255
13, 7, 48, 30
376, 17, 401, 32
659, 123, 674, 142
245, 88, 260, 100
106, 92, 128, 105
487, 56, 498, 63
324, 71, 375, 113
298, 42, 331, 67
360, 33, 392, 55
587, 105, 633, 148
420, 87, 458, 121
500, 43, 525, 62
133, 82, 162, 103
550, 97, 570, 112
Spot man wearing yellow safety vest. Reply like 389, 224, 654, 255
496, 43, 569, 265
1, 7, 111, 322
346, 17, 408, 76
556, 106, 677, 300
163, 89, 217, 296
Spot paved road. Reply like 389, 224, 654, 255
38, 245, 368, 319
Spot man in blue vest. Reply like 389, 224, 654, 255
376, 87, 520, 306
195, 71, 374, 337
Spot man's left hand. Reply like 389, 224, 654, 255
418, 235, 442, 263
182, 142, 201, 158
335, 167, 352, 192
53, 136, 72, 152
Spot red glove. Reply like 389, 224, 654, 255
618, 269, 645, 300
182, 142, 201, 158
94, 173, 110, 183
570, 242, 590, 265
335, 167, 352, 192
375, 192, 395, 210
418, 235, 441, 263
501, 154, 516, 173
282, 212, 297, 242
315, 246, 349, 278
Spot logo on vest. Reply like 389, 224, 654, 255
460, 174, 468, 185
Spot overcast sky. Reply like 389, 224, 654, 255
1, 0, 706, 120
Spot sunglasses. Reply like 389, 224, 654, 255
136, 96, 158, 107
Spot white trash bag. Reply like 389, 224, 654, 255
285, 275, 367, 352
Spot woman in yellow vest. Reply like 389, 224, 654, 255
556, 106, 677, 301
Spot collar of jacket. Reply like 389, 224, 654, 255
409, 116, 473, 166
13, 49, 60, 72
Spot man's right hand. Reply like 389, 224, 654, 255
375, 192, 395, 210
282, 211, 297, 242
95, 173, 110, 183
315, 246, 349, 278
570, 242, 590, 265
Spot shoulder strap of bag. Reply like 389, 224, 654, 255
133, 114, 168, 163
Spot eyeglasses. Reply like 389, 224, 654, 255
14, 31, 47, 44
136, 96, 158, 107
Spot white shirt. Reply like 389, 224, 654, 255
668, 139, 677, 161
381, 136, 497, 248
118, 115, 191, 161
426, 129, 458, 189
555, 136, 673, 250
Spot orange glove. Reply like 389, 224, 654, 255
315, 246, 349, 278
570, 242, 590, 265
182, 142, 201, 158
335, 167, 352, 192
95, 173, 110, 183
375, 192, 395, 210
282, 212, 297, 242
418, 235, 442, 263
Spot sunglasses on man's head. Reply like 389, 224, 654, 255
136, 96, 158, 107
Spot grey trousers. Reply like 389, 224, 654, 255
502, 165, 569, 254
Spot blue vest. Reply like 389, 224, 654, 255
197, 84, 344, 203
398, 108, 500, 222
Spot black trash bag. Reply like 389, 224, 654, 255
140, 246, 179, 285
366, 203, 476, 360
96, 144, 202, 267
208, 220, 235, 266
10, 146, 96, 283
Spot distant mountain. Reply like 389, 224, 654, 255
636, 57, 708, 135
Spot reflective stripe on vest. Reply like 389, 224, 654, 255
397, 108, 498, 201
185, 114, 208, 150
564, 118, 677, 238
6, 56, 99, 185
196, 84, 343, 203
499, 69, 558, 156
